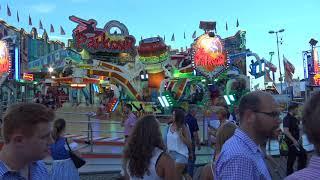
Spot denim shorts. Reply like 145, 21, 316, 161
168, 151, 188, 164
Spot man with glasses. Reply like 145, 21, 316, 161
215, 91, 280, 180
283, 103, 307, 175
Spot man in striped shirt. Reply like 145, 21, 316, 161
0, 103, 55, 179
285, 91, 320, 180
215, 91, 281, 180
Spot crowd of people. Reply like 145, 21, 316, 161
0, 90, 319, 179
122, 91, 320, 180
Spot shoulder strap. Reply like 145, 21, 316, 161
65, 138, 72, 152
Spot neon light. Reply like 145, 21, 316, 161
224, 95, 231, 105
162, 96, 169, 107
23, 73, 34, 81
112, 99, 119, 112
193, 34, 227, 72
15, 47, 19, 81
313, 74, 320, 86
0, 41, 10, 76
139, 52, 169, 64
158, 96, 165, 107
229, 95, 235, 101
70, 16, 135, 53
71, 83, 86, 88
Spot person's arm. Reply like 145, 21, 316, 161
194, 120, 201, 150
200, 163, 214, 180
283, 128, 298, 145
216, 156, 259, 180
179, 126, 192, 150
157, 153, 179, 180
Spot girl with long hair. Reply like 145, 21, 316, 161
50, 118, 80, 180
164, 108, 192, 179
123, 115, 178, 180
200, 122, 237, 180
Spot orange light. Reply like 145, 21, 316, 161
70, 83, 86, 88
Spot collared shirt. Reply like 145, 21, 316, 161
215, 129, 271, 180
0, 160, 49, 180
285, 155, 320, 180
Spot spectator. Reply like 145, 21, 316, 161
207, 106, 229, 146
123, 115, 178, 180
283, 102, 307, 175
164, 108, 192, 179
185, 105, 201, 177
46, 92, 56, 110
285, 91, 320, 179
215, 91, 280, 180
0, 103, 54, 179
50, 118, 80, 180
121, 104, 137, 142
200, 122, 237, 180
33, 91, 44, 104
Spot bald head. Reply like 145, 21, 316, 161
238, 91, 274, 121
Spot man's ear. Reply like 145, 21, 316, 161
11, 134, 25, 145
244, 109, 256, 124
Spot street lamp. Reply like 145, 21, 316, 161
269, 29, 285, 93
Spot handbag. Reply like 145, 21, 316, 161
279, 134, 288, 156
66, 138, 86, 168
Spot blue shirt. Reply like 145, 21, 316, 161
50, 137, 70, 160
185, 113, 199, 140
215, 129, 271, 180
0, 160, 49, 180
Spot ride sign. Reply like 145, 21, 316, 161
70, 16, 136, 54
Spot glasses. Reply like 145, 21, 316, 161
254, 111, 280, 119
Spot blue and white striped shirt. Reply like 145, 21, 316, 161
215, 129, 271, 180
0, 160, 49, 180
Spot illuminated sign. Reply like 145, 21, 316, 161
192, 34, 227, 77
23, 73, 34, 81
70, 16, 136, 54
313, 74, 320, 86
138, 37, 168, 64
0, 41, 10, 76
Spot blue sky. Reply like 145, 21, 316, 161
1, 0, 320, 85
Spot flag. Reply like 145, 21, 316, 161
60, 26, 65, 35
171, 33, 175, 41
7, 4, 11, 16
16, 11, 19, 22
140, 36, 143, 41
236, 19, 239, 27
192, 31, 196, 39
264, 70, 273, 82
163, 35, 165, 42
283, 56, 295, 84
226, 22, 228, 31
50, 24, 54, 33
184, 32, 186, 39
39, 20, 43, 29
29, 15, 32, 26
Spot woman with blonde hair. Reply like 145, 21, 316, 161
200, 122, 237, 180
